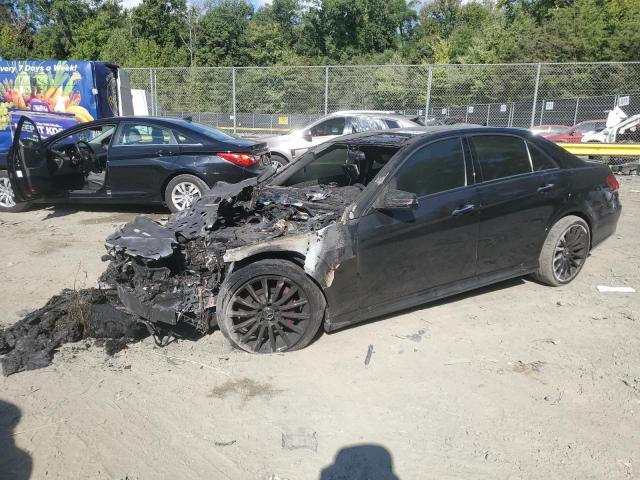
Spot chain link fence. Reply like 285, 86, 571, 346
124, 62, 640, 138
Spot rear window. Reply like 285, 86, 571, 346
185, 122, 239, 142
470, 135, 532, 181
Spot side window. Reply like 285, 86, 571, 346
527, 142, 558, 171
52, 124, 116, 149
470, 135, 532, 182
350, 116, 387, 133
385, 119, 400, 129
310, 118, 345, 137
174, 131, 199, 144
116, 124, 175, 145
395, 137, 466, 197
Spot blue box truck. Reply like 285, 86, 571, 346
0, 60, 132, 169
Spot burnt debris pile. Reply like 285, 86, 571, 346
1, 180, 359, 375
0, 288, 146, 376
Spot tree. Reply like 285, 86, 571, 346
195, 0, 253, 67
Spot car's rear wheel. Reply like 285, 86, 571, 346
534, 215, 591, 286
165, 174, 208, 213
217, 259, 325, 353
270, 154, 289, 169
0, 171, 30, 213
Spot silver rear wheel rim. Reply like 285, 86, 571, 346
171, 182, 201, 211
0, 177, 16, 208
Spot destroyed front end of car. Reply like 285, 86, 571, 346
103, 178, 360, 337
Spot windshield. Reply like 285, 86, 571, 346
185, 122, 239, 142
273, 142, 401, 188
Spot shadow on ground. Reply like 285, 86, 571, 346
320, 444, 399, 480
0, 400, 31, 480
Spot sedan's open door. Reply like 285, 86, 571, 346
7, 116, 63, 202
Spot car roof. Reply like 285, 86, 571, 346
327, 111, 419, 121
325, 124, 504, 147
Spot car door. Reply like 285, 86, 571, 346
356, 136, 480, 309
107, 122, 181, 199
7, 116, 82, 202
468, 134, 566, 277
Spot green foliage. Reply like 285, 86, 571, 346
0, 0, 637, 66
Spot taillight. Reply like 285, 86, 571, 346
217, 152, 258, 168
606, 173, 619, 192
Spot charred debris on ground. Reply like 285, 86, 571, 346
1, 180, 360, 375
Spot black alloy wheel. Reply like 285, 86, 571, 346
229, 275, 310, 353
217, 259, 325, 353
553, 224, 590, 282
533, 215, 591, 286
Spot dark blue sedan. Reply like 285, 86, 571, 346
2, 116, 270, 213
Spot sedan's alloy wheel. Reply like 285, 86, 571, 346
228, 275, 311, 353
553, 224, 589, 282
0, 177, 16, 208
171, 182, 202, 211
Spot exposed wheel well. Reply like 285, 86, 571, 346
232, 251, 305, 271
160, 172, 209, 202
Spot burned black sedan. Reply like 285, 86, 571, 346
104, 127, 621, 353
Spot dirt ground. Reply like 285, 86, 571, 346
1, 177, 639, 480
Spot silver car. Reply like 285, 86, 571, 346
264, 111, 423, 167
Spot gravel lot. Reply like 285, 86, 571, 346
1, 176, 639, 480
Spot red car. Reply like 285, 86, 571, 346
530, 125, 571, 138
546, 119, 607, 143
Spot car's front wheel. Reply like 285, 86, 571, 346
534, 215, 591, 286
0, 171, 30, 213
217, 259, 326, 353
165, 174, 208, 213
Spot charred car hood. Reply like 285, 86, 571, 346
105, 178, 360, 262
104, 179, 361, 330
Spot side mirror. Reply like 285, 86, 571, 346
377, 189, 418, 210
303, 130, 313, 142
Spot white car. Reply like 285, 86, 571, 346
263, 111, 423, 168
582, 109, 640, 143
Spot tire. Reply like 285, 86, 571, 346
164, 174, 208, 213
270, 154, 289, 169
0, 171, 31, 213
217, 259, 326, 353
533, 215, 591, 286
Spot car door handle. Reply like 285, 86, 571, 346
156, 149, 171, 157
537, 183, 555, 193
452, 204, 476, 216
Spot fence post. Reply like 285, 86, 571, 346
486, 104, 491, 126
530, 63, 541, 128
573, 97, 580, 125
424, 65, 433, 123
232, 67, 237, 134
324, 66, 329, 115
153, 68, 159, 115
